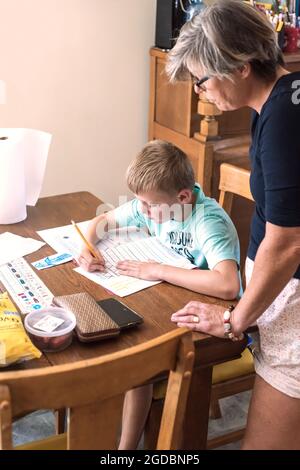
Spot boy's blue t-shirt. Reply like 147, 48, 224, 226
113, 184, 240, 272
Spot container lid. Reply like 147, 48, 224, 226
24, 307, 76, 338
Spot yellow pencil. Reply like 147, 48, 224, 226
71, 220, 103, 262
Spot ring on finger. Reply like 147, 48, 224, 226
193, 315, 199, 323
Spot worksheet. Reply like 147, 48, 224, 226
37, 222, 195, 297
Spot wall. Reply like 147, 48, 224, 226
0, 0, 156, 207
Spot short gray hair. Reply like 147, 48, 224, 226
166, 0, 284, 82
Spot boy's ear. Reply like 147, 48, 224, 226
177, 189, 193, 203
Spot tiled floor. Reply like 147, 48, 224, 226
208, 390, 252, 450
13, 410, 56, 447
13, 390, 251, 450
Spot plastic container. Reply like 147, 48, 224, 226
24, 307, 76, 353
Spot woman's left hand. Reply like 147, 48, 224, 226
117, 260, 161, 281
171, 301, 227, 338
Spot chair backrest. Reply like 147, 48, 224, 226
219, 163, 254, 286
0, 328, 194, 450
219, 163, 253, 215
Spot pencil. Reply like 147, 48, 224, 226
71, 220, 103, 262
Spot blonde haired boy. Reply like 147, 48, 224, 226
79, 140, 241, 300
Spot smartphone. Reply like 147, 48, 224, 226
97, 298, 144, 330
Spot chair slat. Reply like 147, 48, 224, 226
0, 328, 194, 450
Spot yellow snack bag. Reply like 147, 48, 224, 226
0, 292, 41, 367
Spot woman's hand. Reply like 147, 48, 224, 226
117, 260, 162, 281
171, 301, 227, 338
77, 246, 105, 272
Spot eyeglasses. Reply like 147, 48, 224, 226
192, 75, 210, 92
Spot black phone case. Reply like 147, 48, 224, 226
97, 298, 144, 330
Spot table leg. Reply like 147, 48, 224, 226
182, 366, 213, 450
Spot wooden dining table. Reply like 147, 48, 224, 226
0, 191, 247, 449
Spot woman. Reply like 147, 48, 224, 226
169, 0, 300, 450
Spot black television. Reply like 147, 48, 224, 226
155, 0, 206, 50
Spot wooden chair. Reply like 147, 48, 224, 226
219, 162, 254, 215
0, 328, 194, 450
144, 163, 256, 450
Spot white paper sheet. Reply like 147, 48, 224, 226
0, 232, 45, 266
74, 267, 161, 297
0, 128, 52, 224
37, 222, 149, 259
37, 222, 195, 297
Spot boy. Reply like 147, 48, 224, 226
78, 140, 241, 449
78, 140, 240, 299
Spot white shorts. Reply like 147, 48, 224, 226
246, 258, 300, 399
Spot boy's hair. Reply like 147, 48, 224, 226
126, 140, 195, 195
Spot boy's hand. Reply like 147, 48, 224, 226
117, 260, 161, 281
77, 246, 105, 272
171, 301, 226, 338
